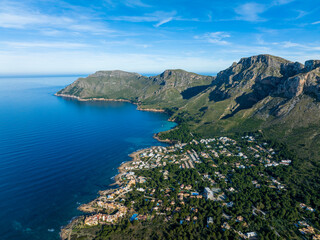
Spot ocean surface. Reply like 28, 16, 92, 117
0, 76, 176, 240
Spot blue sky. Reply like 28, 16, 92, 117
0, 0, 320, 75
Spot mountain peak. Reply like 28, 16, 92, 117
215, 54, 291, 87
159, 69, 193, 77
238, 54, 292, 67
89, 70, 141, 78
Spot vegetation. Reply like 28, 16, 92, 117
66, 132, 320, 240
58, 55, 320, 239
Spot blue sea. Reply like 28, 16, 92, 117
0, 76, 176, 240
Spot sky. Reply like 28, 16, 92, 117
0, 0, 320, 75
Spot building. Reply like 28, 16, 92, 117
245, 232, 258, 239
207, 217, 213, 224
204, 187, 214, 200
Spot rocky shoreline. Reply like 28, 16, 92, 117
153, 133, 173, 144
55, 93, 165, 113
59, 147, 151, 240
57, 94, 174, 240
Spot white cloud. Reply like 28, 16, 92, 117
280, 41, 320, 51
154, 17, 173, 27
109, 11, 177, 27
104, 0, 151, 8
294, 10, 308, 19
312, 21, 320, 25
124, 0, 151, 8
0, 1, 112, 35
235, 3, 267, 22
1, 41, 90, 49
281, 41, 302, 48
257, 40, 320, 52
273, 0, 295, 5
195, 32, 231, 45
0, 12, 42, 29
234, 0, 295, 22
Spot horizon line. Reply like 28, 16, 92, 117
0, 71, 218, 78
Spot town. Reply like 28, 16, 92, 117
67, 134, 319, 240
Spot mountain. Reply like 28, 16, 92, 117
57, 54, 320, 162
56, 69, 214, 110
167, 55, 320, 165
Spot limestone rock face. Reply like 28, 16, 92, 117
211, 54, 320, 101
276, 66, 320, 99
150, 69, 214, 89
280, 62, 304, 78
216, 54, 290, 85
305, 60, 320, 71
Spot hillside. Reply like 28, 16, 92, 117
56, 55, 320, 162
56, 69, 214, 110
169, 55, 320, 161
57, 54, 320, 240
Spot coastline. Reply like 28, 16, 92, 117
153, 133, 173, 144
55, 93, 165, 113
57, 93, 175, 240
60, 147, 168, 240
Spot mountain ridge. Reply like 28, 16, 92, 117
56, 54, 320, 163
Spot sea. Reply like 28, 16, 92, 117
0, 75, 176, 240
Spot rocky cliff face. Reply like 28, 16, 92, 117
211, 54, 320, 103
150, 69, 214, 90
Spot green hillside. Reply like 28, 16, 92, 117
57, 54, 320, 163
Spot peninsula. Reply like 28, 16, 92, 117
57, 54, 320, 240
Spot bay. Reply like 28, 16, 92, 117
0, 76, 175, 240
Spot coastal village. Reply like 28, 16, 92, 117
63, 135, 319, 240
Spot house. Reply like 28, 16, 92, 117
245, 232, 258, 239
221, 222, 230, 230
207, 217, 214, 224
204, 187, 214, 200
236, 216, 244, 222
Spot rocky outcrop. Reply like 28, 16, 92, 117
147, 69, 214, 92
215, 54, 290, 85
305, 60, 320, 72
277, 64, 320, 99
211, 54, 320, 102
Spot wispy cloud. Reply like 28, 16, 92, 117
104, 0, 151, 8
234, 0, 295, 22
1, 41, 90, 49
235, 3, 267, 22
124, 0, 151, 8
255, 39, 320, 52
109, 11, 177, 27
154, 17, 173, 27
293, 10, 308, 20
280, 41, 320, 51
195, 32, 231, 45
272, 0, 295, 5
312, 21, 320, 25
0, 1, 113, 35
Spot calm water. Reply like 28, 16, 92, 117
0, 76, 176, 240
